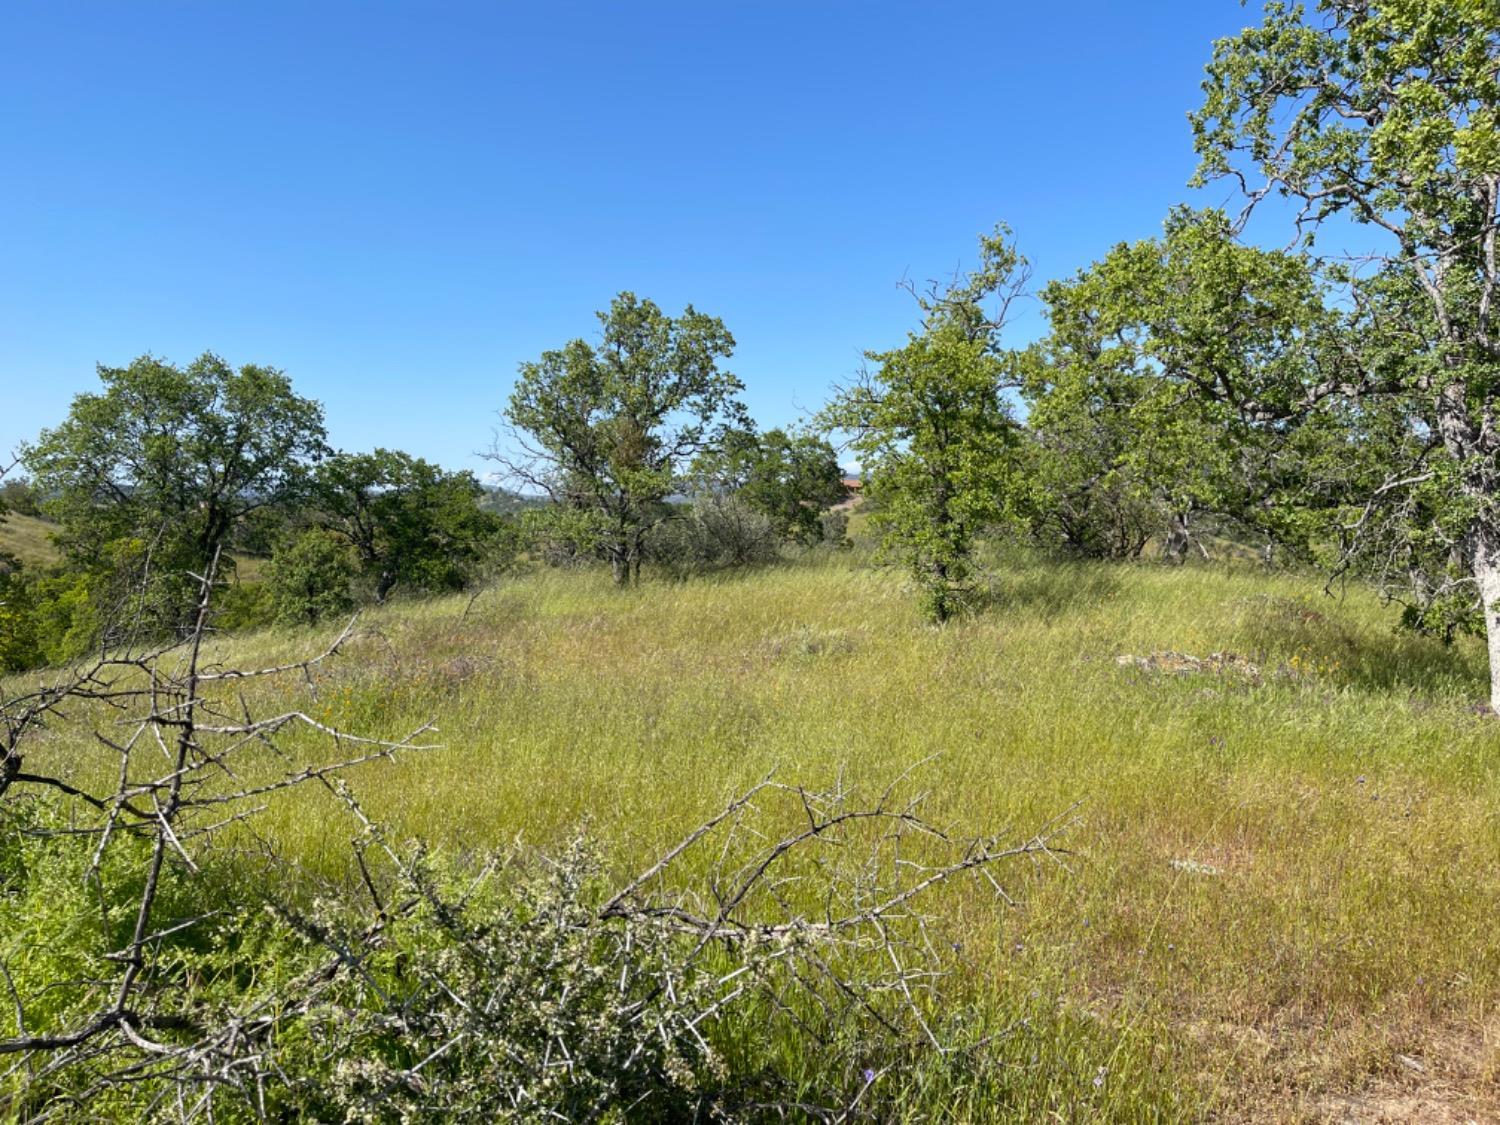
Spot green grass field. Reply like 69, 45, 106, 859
0, 512, 59, 567
17, 552, 1500, 1120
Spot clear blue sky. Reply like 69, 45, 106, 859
2, 1, 1267, 474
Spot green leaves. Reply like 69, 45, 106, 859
693, 427, 846, 545
822, 230, 1028, 622
24, 353, 327, 576
1024, 208, 1335, 560
265, 529, 359, 627
311, 449, 502, 602
1040, 208, 1334, 421
16, 353, 326, 647
1189, 1, 1500, 670
1193, 0, 1500, 258
501, 292, 747, 583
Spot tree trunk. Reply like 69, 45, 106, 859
1434, 380, 1500, 710
375, 570, 397, 603
628, 531, 644, 585
1163, 512, 1190, 564
1472, 535, 1500, 713
929, 560, 952, 624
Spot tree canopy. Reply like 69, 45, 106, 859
822, 228, 1027, 622
497, 292, 747, 584
24, 353, 326, 577
311, 449, 503, 601
692, 428, 846, 545
1025, 208, 1336, 561
1191, 0, 1500, 706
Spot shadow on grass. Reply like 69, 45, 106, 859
976, 558, 1124, 620
1231, 593, 1487, 700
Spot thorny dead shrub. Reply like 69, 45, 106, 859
0, 556, 439, 1121
251, 776, 1072, 1122
267, 837, 752, 1120
0, 555, 1072, 1121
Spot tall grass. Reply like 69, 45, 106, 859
15, 551, 1500, 1119
0, 512, 59, 567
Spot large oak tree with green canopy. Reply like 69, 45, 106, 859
1025, 208, 1340, 567
1188, 0, 1500, 707
495, 292, 747, 585
310, 449, 504, 602
23, 352, 326, 583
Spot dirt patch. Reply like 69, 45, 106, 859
1284, 1019, 1498, 1123
1117, 650, 1265, 682
1315, 1086, 1496, 1124
1182, 1011, 1498, 1122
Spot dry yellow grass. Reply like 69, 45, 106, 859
0, 512, 59, 567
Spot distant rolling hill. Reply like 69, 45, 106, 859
0, 512, 60, 567
479, 487, 545, 516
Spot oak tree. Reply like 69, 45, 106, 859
692, 428, 847, 545
311, 449, 502, 602
821, 228, 1027, 622
24, 353, 326, 578
1191, 0, 1500, 705
497, 293, 747, 585
1026, 208, 1333, 564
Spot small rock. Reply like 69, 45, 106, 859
1396, 1053, 1425, 1074
1169, 858, 1220, 876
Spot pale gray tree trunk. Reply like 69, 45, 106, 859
1435, 384, 1500, 711
1473, 536, 1500, 713
1163, 512, 1190, 564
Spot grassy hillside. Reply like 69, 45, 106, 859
0, 514, 271, 580
0, 511, 59, 566
17, 553, 1500, 1120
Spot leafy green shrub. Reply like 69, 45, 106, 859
22, 568, 101, 666
211, 579, 276, 632
818, 508, 852, 549
0, 561, 101, 673
0, 477, 41, 518
517, 505, 605, 568
3, 537, 192, 669
0, 567, 39, 672
266, 530, 359, 627
0, 536, 237, 672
